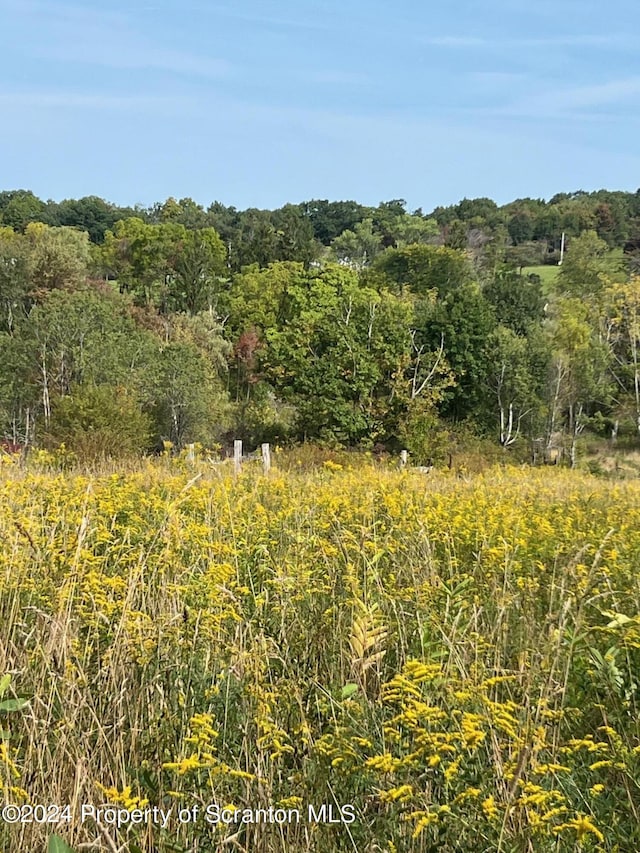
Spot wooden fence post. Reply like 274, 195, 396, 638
262, 443, 271, 474
234, 439, 243, 475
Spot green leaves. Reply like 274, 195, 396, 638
0, 697, 29, 713
0, 674, 28, 713
169, 227, 226, 313
102, 218, 226, 312
0, 674, 29, 739
0, 673, 10, 697
557, 230, 614, 298
261, 265, 410, 442
331, 218, 382, 269
25, 222, 91, 294
341, 683, 359, 700
47, 835, 75, 853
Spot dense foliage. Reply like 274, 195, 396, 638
2, 187, 640, 460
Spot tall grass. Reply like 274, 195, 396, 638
1, 461, 640, 851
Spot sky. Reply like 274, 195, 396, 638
2, 0, 640, 212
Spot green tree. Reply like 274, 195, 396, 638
455, 197, 502, 228
205, 201, 240, 260
545, 297, 612, 465
372, 244, 473, 297
168, 310, 231, 372
0, 229, 30, 333
484, 326, 538, 447
102, 217, 172, 307
443, 219, 468, 250
507, 209, 535, 244
225, 261, 308, 337
558, 230, 612, 299
224, 263, 309, 428
299, 199, 367, 245
271, 204, 319, 264
7, 287, 156, 438
484, 270, 545, 336
0, 190, 46, 231
46, 196, 135, 243
167, 197, 209, 228
24, 223, 91, 295
504, 241, 546, 274
263, 266, 410, 443
102, 219, 225, 311
152, 341, 229, 449
45, 383, 152, 459
387, 214, 440, 248
415, 283, 496, 421
331, 219, 383, 269
397, 399, 451, 465
371, 199, 407, 246
0, 328, 36, 444
603, 276, 640, 436
168, 228, 226, 313
234, 209, 279, 268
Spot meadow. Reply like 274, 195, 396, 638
520, 264, 559, 294
522, 247, 626, 295
1, 457, 640, 852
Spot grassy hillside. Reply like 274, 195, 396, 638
1, 461, 640, 851
523, 248, 626, 295
521, 263, 559, 293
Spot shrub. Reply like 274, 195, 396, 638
44, 384, 152, 460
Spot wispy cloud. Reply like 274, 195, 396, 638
307, 70, 370, 85
40, 41, 231, 78
186, 2, 332, 31
0, 0, 123, 27
0, 89, 194, 113
2, 0, 232, 79
422, 33, 633, 49
527, 77, 640, 112
466, 71, 528, 85
461, 76, 640, 122
425, 36, 486, 47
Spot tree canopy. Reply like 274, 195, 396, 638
3, 185, 640, 461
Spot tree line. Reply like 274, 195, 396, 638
3, 187, 640, 260
1, 187, 640, 462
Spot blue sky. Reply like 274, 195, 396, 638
2, 0, 640, 211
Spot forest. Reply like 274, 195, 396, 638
2, 186, 640, 464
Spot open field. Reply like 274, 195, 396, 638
521, 264, 559, 293
523, 248, 626, 296
2, 461, 640, 851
